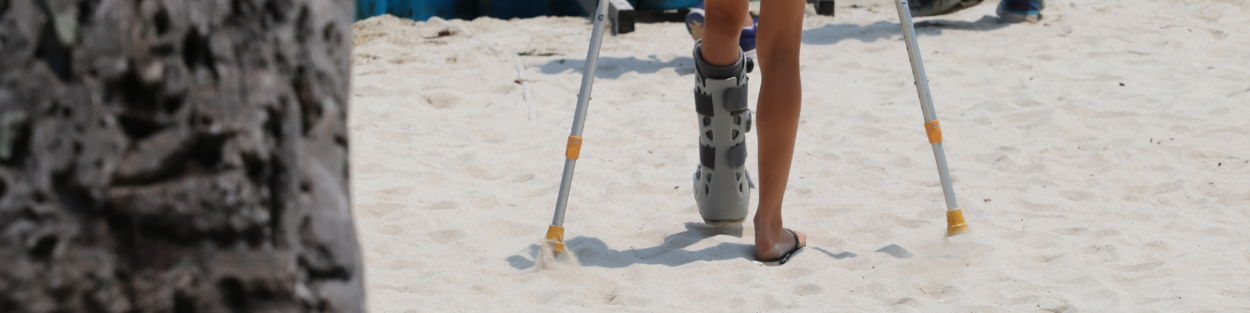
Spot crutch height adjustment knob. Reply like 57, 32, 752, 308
566, 136, 584, 160
925, 120, 943, 144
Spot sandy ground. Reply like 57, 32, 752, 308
347, 0, 1250, 311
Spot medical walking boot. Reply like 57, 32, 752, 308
691, 42, 754, 225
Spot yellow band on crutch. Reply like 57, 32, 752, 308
925, 120, 943, 144
565, 136, 583, 160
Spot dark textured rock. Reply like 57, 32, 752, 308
0, 0, 362, 312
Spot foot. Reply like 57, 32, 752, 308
997, 0, 1045, 23
753, 226, 806, 263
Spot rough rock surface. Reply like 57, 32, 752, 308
0, 0, 362, 312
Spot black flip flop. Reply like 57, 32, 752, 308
758, 228, 804, 266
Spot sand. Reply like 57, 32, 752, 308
348, 0, 1250, 311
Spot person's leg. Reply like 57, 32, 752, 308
753, 0, 807, 261
699, 0, 750, 66
686, 2, 759, 64
686, 2, 755, 41
692, 0, 754, 226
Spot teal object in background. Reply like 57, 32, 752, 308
354, 0, 701, 21
570, 0, 701, 12
355, 0, 387, 20
630, 0, 700, 10
478, 0, 591, 19
355, 0, 477, 21
401, 0, 478, 21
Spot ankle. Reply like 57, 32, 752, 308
693, 43, 744, 78
752, 216, 782, 234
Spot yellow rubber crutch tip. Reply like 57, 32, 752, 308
946, 209, 970, 237
545, 225, 566, 256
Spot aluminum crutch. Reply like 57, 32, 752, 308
545, 0, 612, 256
893, 0, 969, 237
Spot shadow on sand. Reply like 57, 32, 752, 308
508, 222, 749, 269
508, 222, 875, 270
531, 16, 1006, 81
533, 55, 696, 80
802, 16, 1009, 45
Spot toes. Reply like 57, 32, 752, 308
753, 228, 808, 261
791, 229, 807, 249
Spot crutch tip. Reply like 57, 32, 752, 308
545, 225, 566, 256
945, 209, 970, 237
946, 223, 970, 237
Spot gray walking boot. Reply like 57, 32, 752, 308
692, 41, 754, 225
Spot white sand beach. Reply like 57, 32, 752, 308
348, 0, 1250, 311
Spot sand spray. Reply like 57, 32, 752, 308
536, 238, 580, 271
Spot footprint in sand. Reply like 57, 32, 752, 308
373, 186, 415, 201
1120, 260, 1165, 272
387, 54, 423, 65
352, 84, 389, 97
1052, 227, 1090, 236
1060, 190, 1096, 202
427, 229, 466, 244
893, 298, 924, 307
1031, 253, 1065, 263
890, 215, 930, 229
452, 152, 477, 166
374, 130, 412, 144
462, 164, 502, 181
1081, 244, 1120, 261
356, 162, 385, 174
428, 201, 460, 210
1093, 228, 1122, 238
791, 283, 824, 296
422, 90, 462, 109
850, 125, 888, 137
511, 173, 535, 183
374, 224, 404, 236
1144, 241, 1171, 254
359, 202, 405, 218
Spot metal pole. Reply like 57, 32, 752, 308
546, 0, 612, 255
893, 0, 968, 236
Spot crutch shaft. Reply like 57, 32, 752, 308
893, 0, 967, 236
551, 0, 610, 228
895, 1, 938, 122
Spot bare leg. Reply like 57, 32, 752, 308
699, 0, 751, 66
702, 0, 807, 261
752, 0, 807, 261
